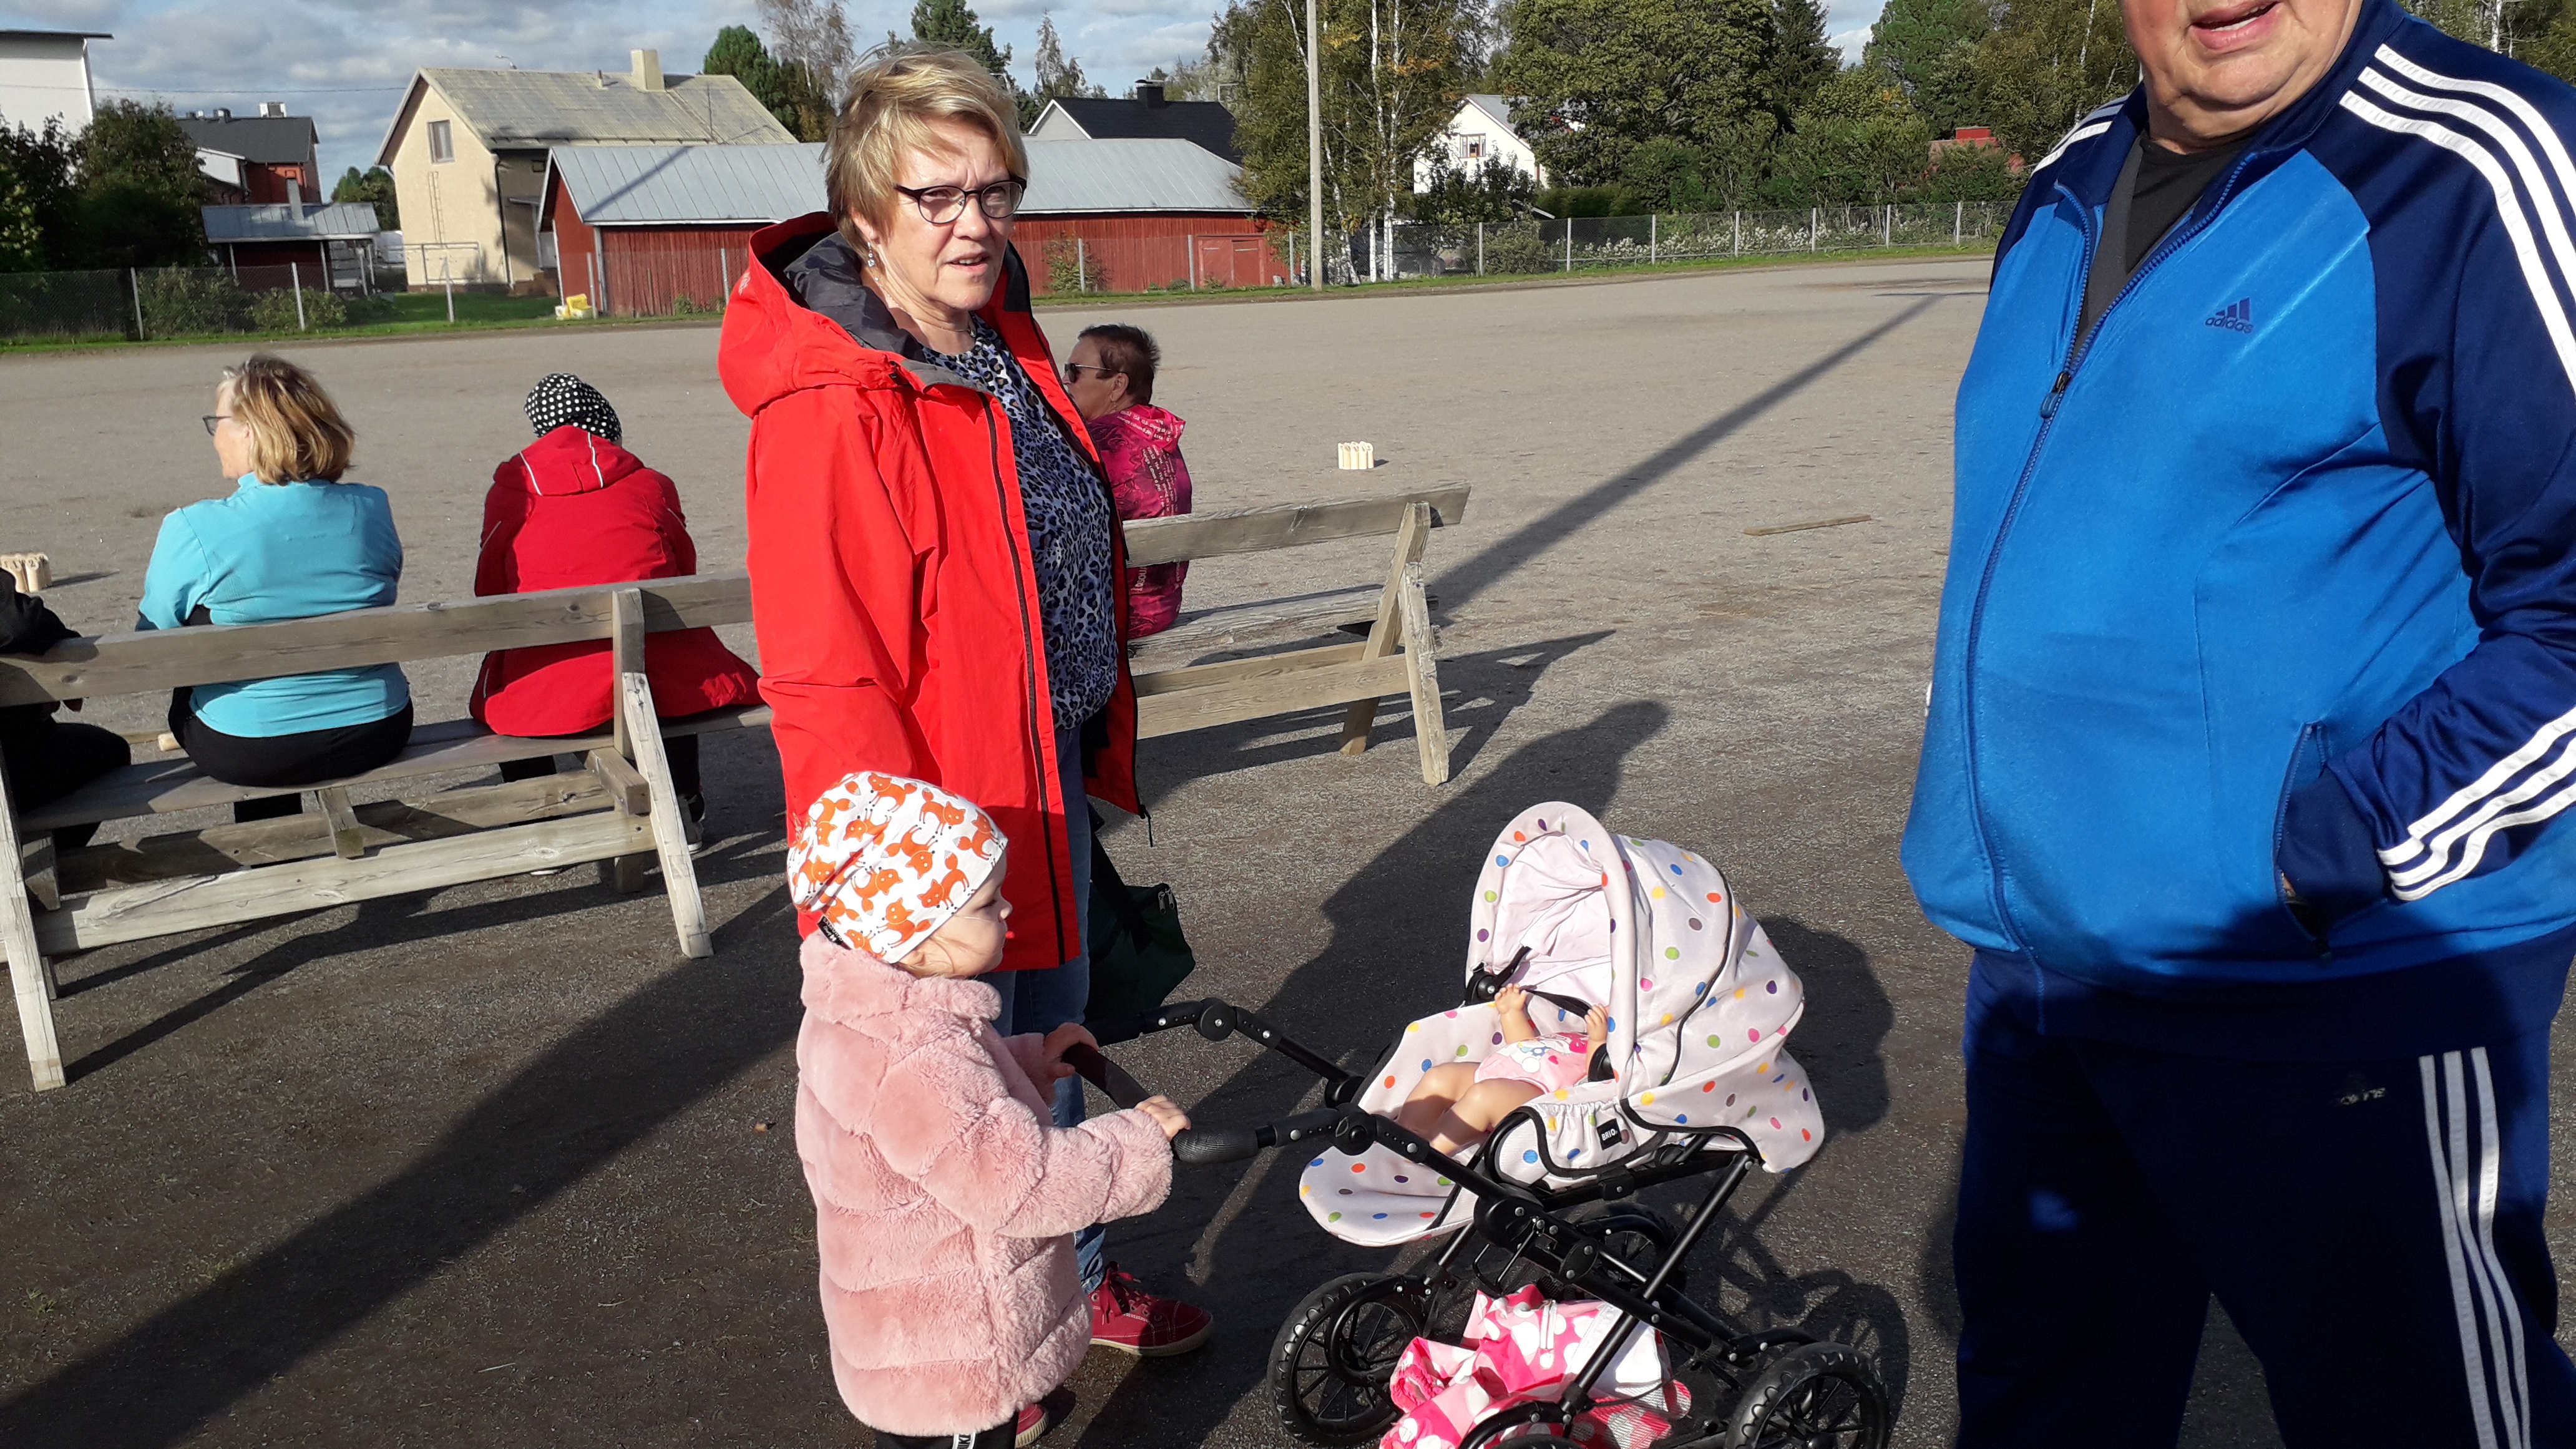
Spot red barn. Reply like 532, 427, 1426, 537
540, 136, 1284, 315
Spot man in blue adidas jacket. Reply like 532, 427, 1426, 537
1905, 0, 2576, 1440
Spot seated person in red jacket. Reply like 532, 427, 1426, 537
1063, 324, 1191, 638
473, 374, 760, 833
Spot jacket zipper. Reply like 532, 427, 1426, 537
981, 401, 1071, 965
1956, 148, 2258, 937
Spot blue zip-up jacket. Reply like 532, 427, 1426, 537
139, 475, 408, 736
1903, 0, 2576, 1027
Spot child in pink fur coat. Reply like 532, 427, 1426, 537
789, 771, 1190, 1448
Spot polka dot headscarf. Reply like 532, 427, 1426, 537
524, 372, 620, 443
789, 772, 1007, 964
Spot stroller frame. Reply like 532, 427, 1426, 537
1091, 998, 1888, 1449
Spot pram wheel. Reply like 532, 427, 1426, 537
1269, 1272, 1432, 1447
1554, 1203, 1686, 1298
1722, 1341, 1891, 1449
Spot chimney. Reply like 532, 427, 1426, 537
1134, 81, 1167, 107
286, 179, 302, 207
212, 107, 231, 120
260, 100, 286, 118
632, 49, 664, 92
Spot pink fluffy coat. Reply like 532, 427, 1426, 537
793, 932, 1174, 1435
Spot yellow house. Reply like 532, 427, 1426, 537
375, 50, 792, 292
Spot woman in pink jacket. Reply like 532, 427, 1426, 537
789, 771, 1188, 1448
1063, 324, 1191, 638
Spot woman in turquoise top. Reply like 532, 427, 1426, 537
141, 354, 411, 821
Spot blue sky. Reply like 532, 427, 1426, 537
3, 0, 1888, 184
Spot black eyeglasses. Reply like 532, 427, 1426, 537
201, 414, 231, 435
893, 178, 1027, 225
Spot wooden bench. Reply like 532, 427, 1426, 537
1121, 485, 1468, 786
0, 573, 768, 1091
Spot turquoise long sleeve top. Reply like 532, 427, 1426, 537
138, 475, 409, 737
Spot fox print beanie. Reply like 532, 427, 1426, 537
789, 773, 1007, 963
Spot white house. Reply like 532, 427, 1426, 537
1412, 94, 1546, 192
0, 27, 107, 132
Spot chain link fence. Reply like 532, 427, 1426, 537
1320, 201, 2007, 284
2, 264, 373, 343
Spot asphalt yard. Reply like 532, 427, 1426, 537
0, 257, 2429, 1447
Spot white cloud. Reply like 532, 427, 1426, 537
1825, 0, 1885, 61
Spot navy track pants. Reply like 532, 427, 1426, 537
1954, 969, 2576, 1448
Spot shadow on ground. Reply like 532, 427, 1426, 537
0, 848, 805, 1447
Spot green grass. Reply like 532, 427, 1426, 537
1033, 240, 1998, 306
368, 292, 562, 324
0, 240, 1997, 351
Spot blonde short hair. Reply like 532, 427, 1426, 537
827, 46, 1029, 251
222, 353, 354, 484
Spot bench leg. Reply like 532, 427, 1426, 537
313, 787, 365, 861
1399, 567, 1451, 786
622, 671, 713, 959
0, 769, 64, 1088
609, 854, 650, 894
23, 836, 57, 913
1337, 500, 1433, 758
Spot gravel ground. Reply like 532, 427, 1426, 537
0, 256, 2525, 1447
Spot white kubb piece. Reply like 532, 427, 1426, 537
0, 554, 50, 593
1339, 441, 1376, 470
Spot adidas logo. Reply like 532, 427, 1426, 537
2206, 297, 2255, 333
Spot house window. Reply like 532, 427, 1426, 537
428, 120, 453, 164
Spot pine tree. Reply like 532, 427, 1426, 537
908, 0, 1035, 124
1764, 0, 1841, 127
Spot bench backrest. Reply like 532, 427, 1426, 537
0, 573, 751, 708
1120, 486, 1470, 568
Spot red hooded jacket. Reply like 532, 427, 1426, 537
720, 215, 1139, 971
469, 426, 762, 736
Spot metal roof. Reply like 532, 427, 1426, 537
177, 115, 316, 166
382, 68, 792, 163
201, 203, 383, 243
0, 29, 112, 40
543, 137, 1246, 227
1032, 96, 1239, 163
1022, 138, 1245, 215
549, 142, 827, 225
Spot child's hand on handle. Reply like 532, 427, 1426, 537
1136, 1096, 1191, 1139
1495, 983, 1538, 1043
1040, 1022, 1100, 1082
1585, 1003, 1609, 1046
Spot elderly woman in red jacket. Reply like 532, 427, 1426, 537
472, 373, 761, 832
716, 46, 1206, 1412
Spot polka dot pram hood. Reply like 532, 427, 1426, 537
1298, 802, 1825, 1247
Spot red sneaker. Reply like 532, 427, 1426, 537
1014, 1400, 1052, 1448
1088, 1263, 1212, 1356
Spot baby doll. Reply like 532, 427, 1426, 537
1394, 984, 1609, 1155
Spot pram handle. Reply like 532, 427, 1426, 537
1091, 998, 1368, 1106
1060, 1043, 1149, 1110
1059, 1041, 1357, 1165
1173, 1106, 1352, 1165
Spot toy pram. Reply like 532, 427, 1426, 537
1081, 803, 1892, 1449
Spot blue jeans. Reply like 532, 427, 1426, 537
990, 726, 1103, 1292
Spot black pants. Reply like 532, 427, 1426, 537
1, 711, 130, 851
869, 1422, 1015, 1449
169, 692, 414, 824
497, 731, 701, 799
